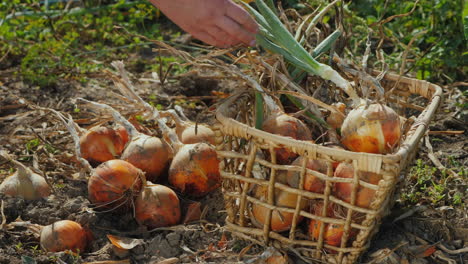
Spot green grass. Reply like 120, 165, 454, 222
345, 0, 466, 83
401, 159, 466, 207
0, 0, 181, 87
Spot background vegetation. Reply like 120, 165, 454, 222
1, 2, 465, 207
1, 0, 466, 87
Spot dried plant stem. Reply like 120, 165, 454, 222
48, 109, 92, 174
424, 136, 458, 178
0, 200, 6, 230
106, 61, 182, 151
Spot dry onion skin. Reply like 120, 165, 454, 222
251, 185, 307, 232
0, 151, 51, 200
176, 123, 216, 145
168, 142, 221, 197
341, 103, 401, 154
88, 159, 144, 212
79, 126, 128, 167
326, 102, 347, 130
77, 98, 173, 183
163, 109, 216, 145
285, 156, 327, 193
262, 111, 313, 164
333, 163, 381, 209
40, 220, 89, 253
121, 135, 173, 183
135, 183, 181, 229
308, 202, 357, 248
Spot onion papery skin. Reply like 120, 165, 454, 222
121, 135, 173, 183
285, 157, 327, 193
176, 124, 216, 145
40, 220, 88, 253
80, 126, 127, 166
251, 185, 307, 232
135, 183, 181, 229
0, 171, 51, 200
333, 163, 381, 209
308, 202, 356, 248
168, 143, 221, 197
88, 159, 144, 212
341, 103, 401, 154
326, 102, 347, 130
115, 125, 129, 145
262, 112, 312, 164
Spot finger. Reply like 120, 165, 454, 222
216, 16, 256, 46
191, 30, 222, 47
207, 26, 242, 48
226, 1, 259, 34
206, 26, 231, 47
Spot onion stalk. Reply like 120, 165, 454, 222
243, 0, 361, 106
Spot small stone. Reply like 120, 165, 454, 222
159, 239, 180, 258
166, 233, 180, 247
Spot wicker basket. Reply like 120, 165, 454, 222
214, 72, 442, 264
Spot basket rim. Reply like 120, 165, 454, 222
215, 71, 442, 169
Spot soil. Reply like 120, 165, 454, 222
0, 59, 466, 264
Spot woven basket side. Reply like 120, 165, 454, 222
215, 73, 443, 264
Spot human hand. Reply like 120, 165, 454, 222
149, 0, 258, 48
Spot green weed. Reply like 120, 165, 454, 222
346, 0, 466, 84
0, 0, 173, 87
401, 159, 465, 207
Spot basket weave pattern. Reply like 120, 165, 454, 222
215, 72, 442, 264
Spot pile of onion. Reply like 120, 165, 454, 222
341, 103, 401, 154
333, 163, 381, 209
134, 183, 181, 229
0, 150, 51, 200
109, 61, 221, 197
79, 98, 173, 183
251, 185, 307, 232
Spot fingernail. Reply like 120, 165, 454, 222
249, 39, 256, 46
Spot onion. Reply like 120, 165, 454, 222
121, 135, 173, 183
78, 98, 173, 183
115, 124, 129, 144
341, 103, 400, 154
168, 142, 221, 197
251, 185, 307, 232
322, 143, 344, 170
333, 163, 381, 208
88, 159, 145, 212
284, 156, 327, 193
134, 183, 181, 229
163, 107, 216, 145
40, 220, 89, 253
79, 125, 128, 167
104, 64, 220, 196
262, 111, 312, 164
232, 71, 312, 164
308, 202, 356, 248
0, 151, 51, 200
326, 102, 346, 130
